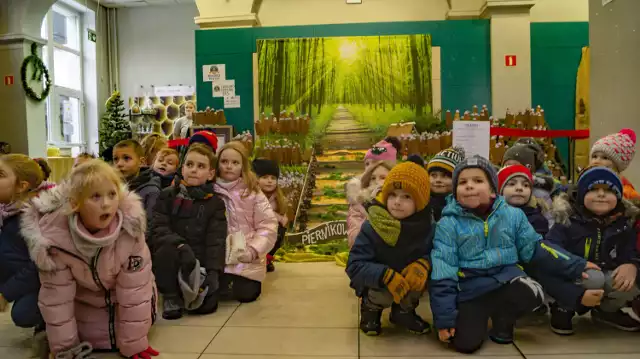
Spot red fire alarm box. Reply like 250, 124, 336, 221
505, 55, 517, 67
4, 75, 14, 86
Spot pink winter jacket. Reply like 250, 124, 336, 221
215, 178, 278, 282
20, 184, 156, 357
345, 176, 380, 248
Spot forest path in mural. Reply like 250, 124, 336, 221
321, 106, 376, 150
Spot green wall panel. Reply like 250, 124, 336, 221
195, 20, 491, 134
531, 22, 589, 166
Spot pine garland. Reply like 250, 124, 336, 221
21, 43, 51, 102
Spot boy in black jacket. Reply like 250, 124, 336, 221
426, 147, 465, 222
150, 143, 227, 320
347, 162, 434, 336
548, 166, 640, 334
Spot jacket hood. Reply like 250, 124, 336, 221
21, 182, 147, 271
551, 191, 640, 227
128, 167, 153, 191
346, 176, 380, 206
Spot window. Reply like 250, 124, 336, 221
41, 3, 85, 155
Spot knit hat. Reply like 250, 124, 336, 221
427, 147, 466, 174
498, 165, 533, 194
407, 154, 425, 167
577, 166, 623, 202
503, 144, 537, 171
365, 140, 397, 162
189, 130, 219, 153
252, 158, 280, 179
453, 155, 499, 197
379, 162, 430, 212
590, 128, 636, 172
514, 138, 545, 170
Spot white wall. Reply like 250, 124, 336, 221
531, 0, 589, 22
117, 4, 199, 103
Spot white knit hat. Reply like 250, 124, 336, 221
590, 128, 636, 172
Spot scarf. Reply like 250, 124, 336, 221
463, 197, 496, 220
69, 211, 123, 258
172, 180, 215, 215
0, 202, 21, 234
429, 192, 449, 222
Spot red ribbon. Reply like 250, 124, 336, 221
168, 138, 189, 148
489, 127, 590, 139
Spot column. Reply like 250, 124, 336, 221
194, 0, 261, 29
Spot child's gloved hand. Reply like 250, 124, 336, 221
382, 269, 410, 303
581, 289, 604, 307
438, 328, 455, 342
129, 346, 159, 359
581, 261, 601, 279
204, 271, 219, 292
613, 263, 637, 292
401, 259, 431, 292
0, 293, 8, 312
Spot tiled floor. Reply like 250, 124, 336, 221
2, 262, 640, 358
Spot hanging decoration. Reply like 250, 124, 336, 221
21, 43, 51, 102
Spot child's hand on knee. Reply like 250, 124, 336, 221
581, 289, 604, 307
401, 259, 431, 292
612, 263, 637, 292
382, 269, 410, 303
438, 328, 455, 342
582, 262, 602, 279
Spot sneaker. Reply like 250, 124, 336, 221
267, 262, 275, 272
489, 316, 514, 344
162, 297, 184, 320
591, 308, 640, 332
389, 304, 431, 335
360, 306, 382, 336
550, 304, 574, 335
32, 327, 49, 359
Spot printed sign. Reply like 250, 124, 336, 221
286, 221, 348, 245
213, 80, 235, 98
505, 55, 517, 67
154, 85, 194, 97
202, 64, 226, 82
453, 121, 490, 159
4, 76, 14, 86
224, 95, 241, 109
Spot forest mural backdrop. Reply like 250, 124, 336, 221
257, 35, 434, 139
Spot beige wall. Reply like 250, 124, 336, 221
589, 0, 640, 185
530, 0, 589, 22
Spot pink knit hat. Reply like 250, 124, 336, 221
364, 140, 397, 162
590, 128, 636, 172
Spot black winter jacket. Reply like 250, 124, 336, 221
0, 214, 40, 302
149, 186, 228, 274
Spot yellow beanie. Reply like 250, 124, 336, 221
379, 162, 431, 212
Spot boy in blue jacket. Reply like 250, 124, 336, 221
430, 155, 591, 354
547, 166, 640, 334
347, 162, 433, 336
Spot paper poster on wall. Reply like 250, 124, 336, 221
212, 80, 235, 98
154, 85, 195, 97
452, 121, 490, 159
224, 95, 241, 109
202, 64, 226, 82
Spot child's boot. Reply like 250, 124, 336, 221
591, 307, 640, 332
32, 323, 49, 359
162, 295, 184, 320
266, 254, 275, 272
550, 302, 574, 335
360, 305, 383, 336
389, 303, 431, 334
489, 315, 514, 344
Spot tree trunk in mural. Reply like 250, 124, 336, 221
410, 35, 423, 117
271, 40, 285, 116
423, 35, 432, 109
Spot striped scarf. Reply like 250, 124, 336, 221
172, 180, 214, 215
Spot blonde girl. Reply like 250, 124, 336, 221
140, 133, 168, 167
173, 101, 196, 139
214, 142, 277, 303
252, 158, 289, 272
21, 159, 158, 359
0, 155, 48, 350
346, 160, 394, 248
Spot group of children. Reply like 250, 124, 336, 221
346, 128, 640, 353
0, 130, 290, 358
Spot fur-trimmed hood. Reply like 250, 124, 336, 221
345, 175, 380, 205
20, 182, 146, 271
551, 191, 640, 227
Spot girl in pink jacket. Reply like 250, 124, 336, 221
215, 142, 278, 303
346, 160, 395, 248
21, 160, 158, 359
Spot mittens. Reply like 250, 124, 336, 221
401, 258, 431, 292
130, 346, 159, 359
237, 247, 258, 263
178, 244, 197, 275
382, 269, 410, 303
54, 341, 93, 359
204, 271, 220, 292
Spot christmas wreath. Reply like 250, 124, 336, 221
21, 43, 51, 102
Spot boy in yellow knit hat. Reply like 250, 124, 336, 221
346, 162, 434, 336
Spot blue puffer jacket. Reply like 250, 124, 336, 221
346, 201, 434, 297
0, 214, 40, 302
430, 196, 586, 329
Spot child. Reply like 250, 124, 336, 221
214, 142, 277, 303
74, 152, 96, 168
498, 165, 549, 236
589, 128, 638, 200
113, 139, 148, 190
150, 144, 227, 320
137, 148, 179, 220
426, 147, 465, 222
430, 155, 590, 354
548, 166, 640, 333
364, 140, 398, 169
347, 162, 433, 336
140, 133, 168, 167
173, 101, 196, 140
253, 158, 288, 272
503, 143, 557, 206
346, 161, 394, 248
21, 159, 158, 359
0, 155, 47, 342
